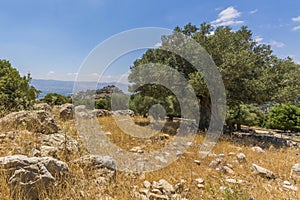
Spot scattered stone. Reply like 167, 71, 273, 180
149, 193, 168, 200
174, 179, 186, 193
194, 160, 201, 165
291, 163, 300, 182
197, 184, 205, 189
151, 188, 163, 195
219, 186, 233, 194
195, 178, 204, 184
220, 166, 234, 174
209, 158, 221, 168
130, 146, 145, 153
0, 110, 59, 134
251, 146, 265, 153
159, 179, 175, 193
236, 153, 247, 163
139, 188, 149, 195
283, 185, 298, 191
228, 152, 235, 156
251, 164, 276, 179
144, 180, 152, 189
283, 180, 291, 186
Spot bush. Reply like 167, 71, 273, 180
41, 93, 70, 105
0, 60, 39, 114
95, 97, 111, 110
264, 104, 300, 132
226, 104, 264, 130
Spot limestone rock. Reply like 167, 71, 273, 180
33, 103, 53, 114
112, 109, 134, 117
73, 155, 116, 185
59, 103, 73, 120
0, 155, 69, 200
291, 163, 300, 182
251, 146, 265, 153
236, 153, 247, 163
0, 110, 59, 134
41, 133, 80, 158
251, 164, 276, 179
92, 109, 112, 117
209, 158, 221, 168
158, 179, 175, 193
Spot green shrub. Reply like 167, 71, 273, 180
226, 104, 264, 130
41, 93, 70, 105
0, 59, 39, 114
264, 104, 300, 132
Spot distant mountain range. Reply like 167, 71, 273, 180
31, 79, 130, 99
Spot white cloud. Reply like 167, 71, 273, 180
254, 36, 263, 43
47, 70, 55, 75
67, 72, 78, 76
249, 9, 258, 14
154, 42, 162, 48
270, 40, 285, 48
212, 6, 244, 26
292, 25, 300, 31
292, 16, 300, 22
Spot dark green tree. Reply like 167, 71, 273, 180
264, 104, 300, 132
41, 93, 70, 106
0, 59, 39, 114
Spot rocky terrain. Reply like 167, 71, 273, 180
0, 103, 299, 199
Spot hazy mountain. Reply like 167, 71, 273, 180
31, 79, 130, 99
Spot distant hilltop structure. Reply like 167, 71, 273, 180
74, 85, 124, 100
95, 85, 123, 99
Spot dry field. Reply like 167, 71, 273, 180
0, 114, 299, 200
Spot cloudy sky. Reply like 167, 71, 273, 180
0, 0, 299, 82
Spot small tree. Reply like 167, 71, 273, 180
41, 93, 70, 106
264, 104, 300, 132
226, 104, 264, 131
0, 59, 39, 114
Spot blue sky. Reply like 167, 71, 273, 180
0, 0, 299, 82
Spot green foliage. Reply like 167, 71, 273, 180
128, 22, 300, 130
0, 59, 39, 113
41, 93, 70, 105
226, 104, 264, 129
264, 104, 300, 132
95, 97, 111, 110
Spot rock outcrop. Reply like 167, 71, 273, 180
59, 103, 73, 120
0, 110, 59, 134
0, 155, 69, 200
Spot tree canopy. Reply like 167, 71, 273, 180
0, 59, 39, 114
128, 23, 300, 131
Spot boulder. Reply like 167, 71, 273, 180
33, 103, 52, 114
40, 133, 81, 158
251, 146, 265, 153
112, 109, 135, 117
59, 103, 73, 120
92, 109, 112, 117
291, 163, 300, 182
73, 155, 116, 185
0, 110, 59, 134
0, 155, 69, 200
251, 164, 276, 179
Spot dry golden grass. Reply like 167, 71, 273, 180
0, 115, 299, 199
